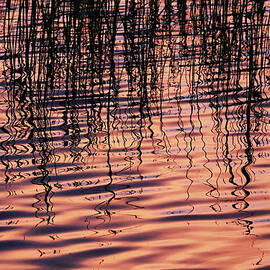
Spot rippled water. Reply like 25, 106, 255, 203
0, 0, 270, 269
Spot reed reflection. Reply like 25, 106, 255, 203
0, 0, 269, 269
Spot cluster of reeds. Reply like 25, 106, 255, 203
0, 0, 269, 221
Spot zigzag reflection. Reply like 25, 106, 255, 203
0, 0, 269, 269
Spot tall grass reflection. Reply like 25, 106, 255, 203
0, 0, 269, 268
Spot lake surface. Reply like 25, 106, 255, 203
0, 0, 270, 269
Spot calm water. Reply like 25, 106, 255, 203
0, 0, 270, 269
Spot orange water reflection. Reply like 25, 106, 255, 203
0, 0, 270, 269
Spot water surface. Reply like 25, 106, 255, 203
0, 0, 270, 269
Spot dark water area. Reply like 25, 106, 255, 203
0, 0, 269, 269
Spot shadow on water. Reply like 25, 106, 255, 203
0, 0, 269, 269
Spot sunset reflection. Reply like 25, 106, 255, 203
0, 0, 269, 269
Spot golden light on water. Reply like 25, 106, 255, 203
0, 0, 269, 269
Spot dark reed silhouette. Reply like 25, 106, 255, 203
0, 0, 269, 269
